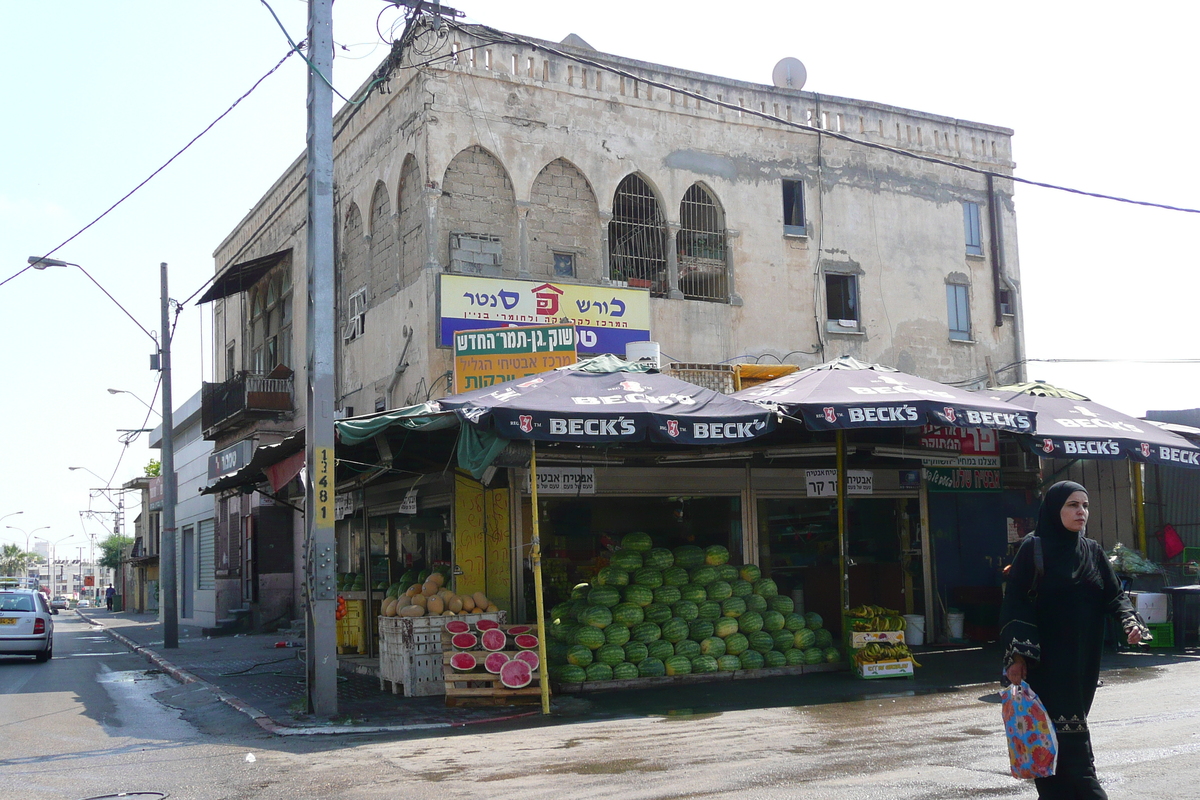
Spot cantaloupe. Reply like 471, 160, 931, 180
381, 597, 397, 616
422, 581, 439, 597
486, 605, 500, 613
394, 594, 412, 610
406, 584, 422, 597
427, 595, 445, 615
428, 572, 446, 587
461, 595, 476, 612
448, 596, 464, 613
473, 592, 489, 609
399, 604, 424, 617
411, 594, 428, 608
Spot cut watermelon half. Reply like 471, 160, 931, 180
476, 618, 501, 631
499, 658, 533, 689
506, 625, 533, 635
484, 651, 510, 674
445, 620, 471, 635
481, 628, 507, 652
513, 634, 539, 650
451, 632, 478, 650
450, 652, 477, 671
515, 650, 539, 669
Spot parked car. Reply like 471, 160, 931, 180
50, 596, 69, 613
77, 599, 91, 608
0, 587, 54, 662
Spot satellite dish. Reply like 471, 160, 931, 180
771, 57, 807, 91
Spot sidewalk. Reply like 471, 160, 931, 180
75, 607, 1196, 736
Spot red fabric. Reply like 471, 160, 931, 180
266, 450, 305, 493
1159, 524, 1185, 560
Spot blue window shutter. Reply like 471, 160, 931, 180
964, 202, 983, 255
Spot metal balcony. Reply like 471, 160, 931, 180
202, 371, 294, 438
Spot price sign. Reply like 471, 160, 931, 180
314, 446, 335, 526
805, 469, 837, 498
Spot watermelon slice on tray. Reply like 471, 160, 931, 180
445, 620, 471, 635
499, 658, 533, 689
451, 632, 478, 650
513, 634, 539, 650
506, 625, 533, 635
484, 652, 510, 674
450, 652, 477, 672
481, 628, 507, 652
515, 650, 539, 669
476, 618, 501, 631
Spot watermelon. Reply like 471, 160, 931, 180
644, 602, 672, 624
595, 566, 630, 587
574, 626, 605, 650
689, 566, 717, 586
803, 647, 824, 665
716, 564, 739, 582
550, 621, 579, 643
647, 639, 674, 660
731, 580, 754, 598
507, 625, 533, 635
621, 531, 653, 552
713, 617, 740, 638
717, 654, 741, 671
783, 613, 807, 632
673, 545, 705, 569
547, 641, 570, 664
761, 610, 785, 631
662, 566, 690, 587
579, 606, 613, 629
768, 595, 795, 615
451, 652, 478, 671
588, 586, 622, 608
637, 657, 666, 677
500, 658, 534, 688
696, 601, 722, 621
823, 647, 841, 663
514, 634, 539, 650
691, 654, 719, 674
814, 629, 833, 649
665, 655, 692, 676
671, 600, 699, 621
661, 617, 690, 643
739, 650, 765, 670
739, 564, 762, 582
585, 662, 614, 682
721, 597, 747, 618
704, 544, 730, 565
653, 585, 682, 605
477, 618, 501, 631
612, 661, 639, 680
553, 664, 587, 683
794, 628, 816, 648
764, 649, 788, 668
724, 632, 750, 655
596, 643, 626, 666
674, 639, 701, 659
753, 578, 779, 597
516, 650, 540, 669
623, 585, 654, 607
738, 611, 764, 634
550, 601, 578, 622
772, 629, 795, 651
612, 602, 645, 627
744, 594, 768, 613
688, 619, 715, 640
567, 645, 594, 667
700, 636, 727, 657
451, 632, 478, 650
385, 582, 402, 598
804, 611, 824, 630
611, 549, 644, 571
631, 622, 662, 643
623, 641, 649, 662
399, 569, 419, 587
570, 583, 590, 600
632, 567, 664, 588
604, 624, 631, 646
643, 547, 674, 570
484, 652, 510, 674
680, 583, 709, 604
748, 630, 775, 653
706, 581, 733, 601
785, 648, 806, 666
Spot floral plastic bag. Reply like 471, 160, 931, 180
1001, 681, 1058, 779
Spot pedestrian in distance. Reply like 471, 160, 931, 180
105, 585, 115, 611
999, 480, 1148, 799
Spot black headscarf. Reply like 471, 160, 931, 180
1036, 480, 1088, 542
1035, 480, 1093, 584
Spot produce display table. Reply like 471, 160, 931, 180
378, 612, 505, 696
845, 606, 916, 680
442, 623, 544, 706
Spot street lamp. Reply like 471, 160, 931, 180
107, 388, 162, 418
6, 525, 48, 579
30, 255, 179, 647
1, 511, 23, 526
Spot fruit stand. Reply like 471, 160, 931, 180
845, 605, 919, 679
443, 620, 545, 706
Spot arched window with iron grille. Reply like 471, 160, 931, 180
677, 183, 728, 302
608, 174, 667, 295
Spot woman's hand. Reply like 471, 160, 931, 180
1006, 654, 1027, 685
1127, 627, 1143, 646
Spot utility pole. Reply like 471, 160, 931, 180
305, 0, 338, 715
160, 262, 178, 648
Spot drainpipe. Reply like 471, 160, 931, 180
386, 325, 415, 405
987, 174, 1025, 383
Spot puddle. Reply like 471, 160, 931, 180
655, 708, 722, 722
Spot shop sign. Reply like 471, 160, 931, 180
804, 469, 873, 497
919, 454, 1001, 468
439, 274, 651, 355
453, 323, 578, 393
524, 466, 595, 495
208, 439, 255, 480
898, 469, 921, 489
148, 475, 164, 511
335, 493, 355, 520
916, 425, 998, 455
399, 488, 418, 514
924, 466, 1003, 492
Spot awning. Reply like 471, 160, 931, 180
335, 402, 459, 445
196, 249, 292, 305
201, 430, 305, 495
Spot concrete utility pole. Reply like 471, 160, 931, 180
305, 0, 338, 715
160, 262, 178, 648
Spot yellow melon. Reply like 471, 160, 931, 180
411, 593, 428, 608
473, 592, 490, 610
426, 595, 445, 615
428, 572, 446, 587
422, 581, 439, 597
486, 604, 499, 613
461, 595, 476, 612
399, 604, 424, 617
448, 596, 464, 613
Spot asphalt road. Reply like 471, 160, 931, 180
3, 613, 1197, 800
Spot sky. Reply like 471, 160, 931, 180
2, 2, 1197, 555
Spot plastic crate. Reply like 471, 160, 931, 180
1145, 622, 1174, 649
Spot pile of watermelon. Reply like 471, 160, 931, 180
446, 619, 541, 689
545, 534, 840, 684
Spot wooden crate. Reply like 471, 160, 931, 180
378, 612, 505, 697
441, 626, 546, 707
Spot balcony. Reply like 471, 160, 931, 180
202, 371, 294, 439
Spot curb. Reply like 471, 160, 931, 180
80, 612, 544, 736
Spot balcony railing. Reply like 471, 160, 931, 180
202, 371, 294, 437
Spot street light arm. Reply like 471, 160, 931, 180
27, 257, 158, 344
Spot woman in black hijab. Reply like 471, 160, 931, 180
1000, 481, 1146, 799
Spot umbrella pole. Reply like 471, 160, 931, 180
529, 441, 551, 715
1131, 461, 1147, 554
837, 430, 848, 612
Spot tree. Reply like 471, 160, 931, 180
98, 535, 133, 572
1, 543, 38, 576
144, 459, 161, 477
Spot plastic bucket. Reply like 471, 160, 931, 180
947, 611, 966, 640
902, 614, 925, 646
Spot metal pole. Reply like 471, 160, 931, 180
305, 0, 338, 716
529, 443, 551, 715
836, 430, 848, 612
160, 262, 178, 648
1131, 461, 1147, 553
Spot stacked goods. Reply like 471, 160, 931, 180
546, 544, 841, 684
445, 620, 541, 689
845, 606, 917, 679
379, 569, 501, 618
852, 642, 921, 668
847, 604, 907, 632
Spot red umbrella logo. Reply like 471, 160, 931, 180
823, 407, 837, 424
1140, 442, 1151, 458
943, 406, 957, 423
519, 415, 533, 433
667, 420, 680, 437
1042, 439, 1055, 454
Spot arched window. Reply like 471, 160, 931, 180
677, 183, 728, 302
609, 174, 667, 295
248, 270, 293, 373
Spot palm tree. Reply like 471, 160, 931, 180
1, 543, 37, 577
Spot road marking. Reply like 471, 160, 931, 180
69, 652, 129, 657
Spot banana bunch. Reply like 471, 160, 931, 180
851, 615, 907, 631
852, 642, 922, 667
847, 604, 901, 619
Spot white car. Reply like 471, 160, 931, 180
77, 599, 91, 608
0, 588, 54, 662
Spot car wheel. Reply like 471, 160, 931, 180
35, 643, 52, 663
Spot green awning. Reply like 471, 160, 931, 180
335, 402, 459, 445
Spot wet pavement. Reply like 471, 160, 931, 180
74, 607, 1200, 736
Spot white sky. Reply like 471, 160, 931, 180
2, 1, 1197, 552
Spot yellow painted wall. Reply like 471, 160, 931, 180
453, 472, 511, 613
